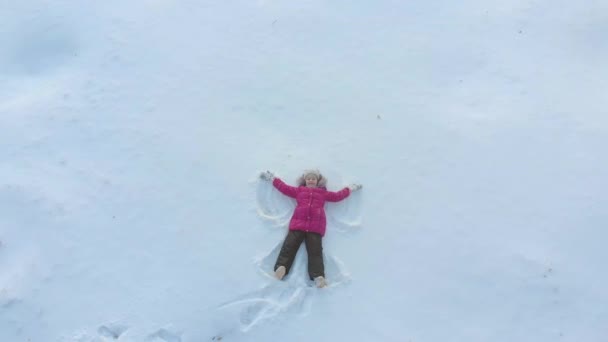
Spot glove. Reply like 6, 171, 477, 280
348, 183, 362, 192
260, 170, 275, 181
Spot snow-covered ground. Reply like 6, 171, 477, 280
1, 1, 607, 341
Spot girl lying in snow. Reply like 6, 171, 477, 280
260, 169, 362, 288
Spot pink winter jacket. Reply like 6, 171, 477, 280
273, 178, 350, 237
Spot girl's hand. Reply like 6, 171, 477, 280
348, 183, 362, 192
260, 170, 275, 181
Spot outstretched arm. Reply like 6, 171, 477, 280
272, 178, 298, 198
260, 170, 298, 198
325, 183, 362, 202
325, 187, 350, 202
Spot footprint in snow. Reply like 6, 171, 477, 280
97, 324, 129, 339
146, 328, 181, 342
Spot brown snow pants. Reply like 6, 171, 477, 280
274, 230, 324, 280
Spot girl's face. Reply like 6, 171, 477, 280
305, 175, 318, 187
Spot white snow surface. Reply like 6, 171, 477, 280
1, 1, 608, 341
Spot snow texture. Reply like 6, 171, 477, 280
1, 0, 607, 341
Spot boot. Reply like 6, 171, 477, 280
314, 276, 327, 288
275, 266, 286, 280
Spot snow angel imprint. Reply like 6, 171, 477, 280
260, 169, 362, 288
